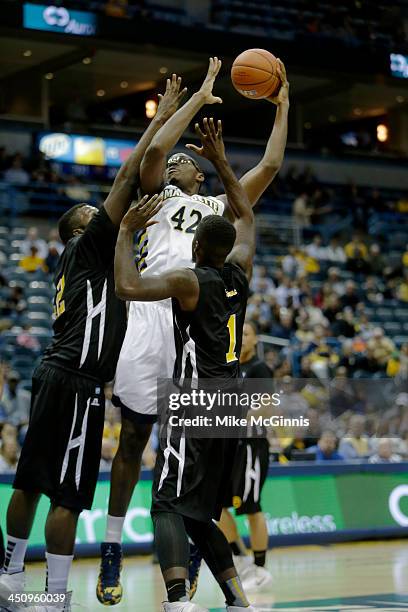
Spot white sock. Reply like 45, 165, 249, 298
105, 515, 125, 543
45, 552, 73, 594
4, 535, 28, 574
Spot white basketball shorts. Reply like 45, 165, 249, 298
112, 299, 175, 423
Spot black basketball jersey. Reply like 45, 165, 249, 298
42, 206, 127, 383
240, 355, 272, 379
172, 263, 249, 384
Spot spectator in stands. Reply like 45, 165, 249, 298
326, 267, 346, 296
367, 327, 395, 368
47, 228, 64, 256
264, 348, 279, 373
277, 277, 301, 308
323, 293, 342, 324
3, 156, 29, 186
300, 295, 328, 327
331, 307, 356, 338
0, 370, 31, 427
21, 227, 48, 259
363, 276, 384, 303
270, 308, 295, 340
324, 236, 346, 263
63, 176, 92, 203
369, 244, 386, 276
339, 414, 370, 459
341, 280, 361, 310
344, 234, 369, 273
305, 234, 326, 260
0, 438, 19, 474
282, 428, 315, 460
369, 438, 402, 464
251, 265, 275, 296
282, 246, 300, 278
313, 431, 344, 461
279, 376, 309, 418
16, 324, 41, 353
0, 286, 27, 318
293, 192, 312, 226
45, 244, 60, 275
19, 245, 46, 274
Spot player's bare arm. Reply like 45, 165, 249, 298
103, 75, 186, 226
114, 194, 199, 308
187, 117, 255, 279
220, 59, 289, 212
140, 57, 222, 194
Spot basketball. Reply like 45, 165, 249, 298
231, 48, 281, 100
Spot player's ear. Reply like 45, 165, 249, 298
72, 228, 85, 237
196, 171, 205, 184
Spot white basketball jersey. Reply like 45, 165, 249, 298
136, 184, 225, 276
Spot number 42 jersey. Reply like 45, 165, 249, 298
136, 184, 225, 275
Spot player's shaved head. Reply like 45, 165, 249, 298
193, 215, 236, 267
58, 203, 97, 245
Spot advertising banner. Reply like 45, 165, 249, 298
23, 4, 98, 36
37, 133, 137, 168
1, 468, 407, 553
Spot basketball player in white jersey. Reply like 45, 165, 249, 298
97, 57, 289, 605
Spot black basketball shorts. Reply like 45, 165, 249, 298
228, 437, 269, 516
13, 363, 105, 512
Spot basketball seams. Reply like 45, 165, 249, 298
251, 49, 277, 74
232, 65, 275, 86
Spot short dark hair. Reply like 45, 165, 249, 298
195, 215, 236, 264
58, 203, 88, 245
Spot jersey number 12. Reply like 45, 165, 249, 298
226, 314, 237, 363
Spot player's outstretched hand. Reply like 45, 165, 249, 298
120, 194, 162, 232
156, 73, 188, 121
267, 59, 289, 106
186, 118, 226, 164
198, 57, 223, 105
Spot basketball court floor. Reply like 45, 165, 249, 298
22, 540, 408, 611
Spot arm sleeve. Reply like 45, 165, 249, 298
76, 206, 119, 269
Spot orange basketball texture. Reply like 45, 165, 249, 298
231, 49, 281, 100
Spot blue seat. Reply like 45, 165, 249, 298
25, 287, 54, 299
27, 302, 53, 314
10, 356, 33, 371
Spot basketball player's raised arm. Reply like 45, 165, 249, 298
220, 60, 289, 214
140, 57, 223, 194
115, 195, 199, 308
103, 76, 186, 226
186, 118, 255, 279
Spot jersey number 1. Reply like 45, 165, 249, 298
226, 314, 237, 363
